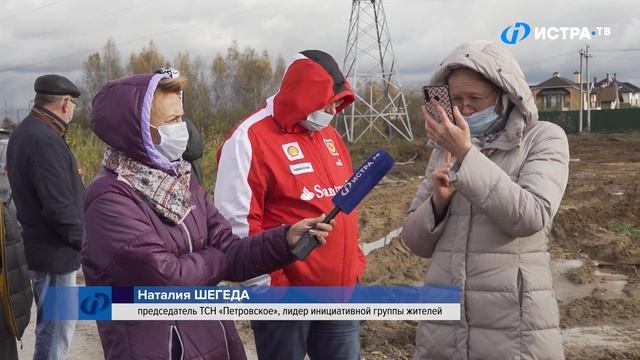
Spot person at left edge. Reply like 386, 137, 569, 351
0, 129, 34, 360
82, 73, 334, 360
6, 74, 83, 360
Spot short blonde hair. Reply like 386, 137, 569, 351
156, 77, 186, 94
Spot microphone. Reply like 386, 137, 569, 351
291, 149, 395, 260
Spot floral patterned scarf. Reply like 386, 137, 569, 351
102, 147, 192, 224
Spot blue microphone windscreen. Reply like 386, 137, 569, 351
332, 149, 395, 214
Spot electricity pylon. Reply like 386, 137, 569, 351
341, 0, 413, 143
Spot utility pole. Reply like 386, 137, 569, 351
106, 45, 113, 80
585, 44, 592, 132
578, 49, 584, 134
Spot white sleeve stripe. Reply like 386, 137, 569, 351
214, 109, 270, 238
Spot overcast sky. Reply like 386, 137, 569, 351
0, 0, 638, 113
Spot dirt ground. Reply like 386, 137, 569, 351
17, 132, 640, 359
353, 132, 640, 360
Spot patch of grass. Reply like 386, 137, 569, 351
608, 222, 640, 239
66, 125, 105, 185
201, 134, 223, 194
347, 139, 429, 165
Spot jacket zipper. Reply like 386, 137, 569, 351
463, 200, 473, 360
219, 321, 230, 360
310, 134, 348, 284
179, 222, 193, 254
0, 205, 20, 339
173, 222, 189, 360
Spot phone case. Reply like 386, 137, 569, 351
422, 85, 455, 124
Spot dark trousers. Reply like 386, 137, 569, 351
0, 335, 18, 360
251, 320, 360, 360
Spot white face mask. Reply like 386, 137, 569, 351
152, 122, 189, 161
300, 109, 334, 132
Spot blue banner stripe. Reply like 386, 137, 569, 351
133, 286, 461, 304
112, 286, 134, 304
41, 286, 462, 319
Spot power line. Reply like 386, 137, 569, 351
524, 49, 575, 64
592, 55, 637, 60
12, 0, 158, 40
386, 0, 449, 3
0, 0, 69, 22
0, 4, 269, 74
593, 48, 640, 52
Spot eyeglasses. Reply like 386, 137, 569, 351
451, 91, 496, 110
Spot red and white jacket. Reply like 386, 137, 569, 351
214, 51, 366, 287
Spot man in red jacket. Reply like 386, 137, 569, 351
215, 50, 364, 359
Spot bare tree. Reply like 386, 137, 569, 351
173, 52, 213, 130
128, 41, 168, 74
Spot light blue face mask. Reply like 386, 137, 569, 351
464, 104, 501, 137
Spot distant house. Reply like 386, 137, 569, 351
621, 82, 640, 107
620, 81, 640, 106
530, 72, 583, 111
594, 73, 640, 108
531, 72, 640, 111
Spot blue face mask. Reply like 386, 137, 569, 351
464, 104, 500, 137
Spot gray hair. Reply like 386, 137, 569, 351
34, 93, 66, 106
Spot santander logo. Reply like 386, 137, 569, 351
300, 184, 343, 201
300, 186, 315, 201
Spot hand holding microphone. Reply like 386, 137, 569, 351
286, 214, 336, 248
291, 149, 395, 260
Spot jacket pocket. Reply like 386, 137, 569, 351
169, 325, 184, 360
516, 268, 523, 320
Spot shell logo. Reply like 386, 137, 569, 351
287, 146, 299, 157
282, 142, 304, 161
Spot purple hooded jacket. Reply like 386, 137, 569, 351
82, 74, 295, 360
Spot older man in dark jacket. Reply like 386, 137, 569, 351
6, 74, 84, 360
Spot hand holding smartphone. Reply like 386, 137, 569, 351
422, 85, 456, 125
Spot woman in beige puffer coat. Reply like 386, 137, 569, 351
403, 41, 569, 360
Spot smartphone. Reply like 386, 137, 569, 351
422, 85, 455, 124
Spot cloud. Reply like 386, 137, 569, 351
0, 0, 637, 111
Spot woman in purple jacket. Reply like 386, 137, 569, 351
82, 74, 333, 360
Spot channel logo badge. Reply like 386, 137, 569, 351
501, 22, 531, 45
79, 287, 112, 320
501, 22, 612, 45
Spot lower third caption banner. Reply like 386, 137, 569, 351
43, 286, 461, 321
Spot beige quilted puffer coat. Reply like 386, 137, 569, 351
403, 41, 569, 360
